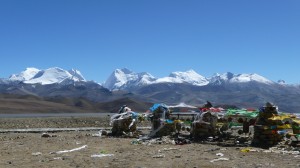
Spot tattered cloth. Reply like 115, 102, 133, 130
191, 112, 218, 138
110, 112, 139, 136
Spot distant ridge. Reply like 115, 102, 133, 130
0, 67, 300, 113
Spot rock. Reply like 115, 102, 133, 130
41, 133, 51, 138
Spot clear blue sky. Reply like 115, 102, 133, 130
0, 0, 299, 84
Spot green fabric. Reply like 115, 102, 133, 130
225, 109, 259, 118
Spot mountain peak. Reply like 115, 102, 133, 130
9, 67, 85, 85
210, 72, 273, 85
162, 69, 208, 86
68, 69, 85, 81
103, 68, 156, 90
9, 67, 40, 81
115, 68, 133, 74
104, 69, 278, 90
231, 73, 273, 84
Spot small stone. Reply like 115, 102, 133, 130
41, 133, 51, 138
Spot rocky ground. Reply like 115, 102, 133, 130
0, 117, 300, 168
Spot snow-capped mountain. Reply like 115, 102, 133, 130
1, 67, 300, 113
68, 69, 85, 81
103, 69, 210, 90
9, 67, 40, 81
9, 67, 86, 85
104, 69, 275, 90
209, 72, 274, 85
103, 68, 156, 90
154, 70, 209, 86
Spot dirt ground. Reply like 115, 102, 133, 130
1, 117, 300, 168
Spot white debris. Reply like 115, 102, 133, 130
216, 153, 224, 157
162, 148, 179, 151
92, 130, 103, 137
210, 158, 229, 162
91, 154, 114, 158
32, 152, 42, 156
52, 145, 87, 154
153, 154, 165, 158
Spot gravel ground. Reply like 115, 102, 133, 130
0, 117, 300, 168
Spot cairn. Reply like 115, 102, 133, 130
252, 102, 284, 146
190, 111, 218, 139
110, 111, 138, 136
290, 121, 300, 147
148, 103, 176, 137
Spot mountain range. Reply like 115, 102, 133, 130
103, 68, 277, 90
1, 67, 300, 113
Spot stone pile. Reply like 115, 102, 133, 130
190, 111, 218, 139
111, 117, 137, 136
110, 111, 138, 136
252, 103, 284, 146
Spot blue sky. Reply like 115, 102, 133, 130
0, 0, 299, 84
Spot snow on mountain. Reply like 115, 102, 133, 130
104, 69, 276, 90
103, 68, 156, 90
230, 73, 273, 84
68, 69, 85, 81
6, 67, 276, 89
0, 78, 9, 84
154, 70, 209, 86
168, 102, 197, 108
9, 67, 85, 85
133, 72, 157, 85
9, 67, 40, 81
209, 72, 274, 85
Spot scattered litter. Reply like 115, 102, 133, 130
241, 148, 251, 153
263, 150, 271, 153
41, 133, 57, 138
99, 150, 108, 154
152, 154, 165, 158
162, 148, 179, 151
140, 136, 177, 145
91, 154, 114, 158
53, 157, 63, 160
210, 158, 229, 162
249, 148, 260, 152
131, 139, 141, 145
216, 153, 224, 157
51, 145, 87, 154
32, 152, 42, 156
92, 130, 103, 137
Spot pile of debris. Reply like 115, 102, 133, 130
190, 111, 218, 139
108, 102, 300, 152
146, 103, 177, 137
290, 118, 300, 147
110, 109, 140, 137
252, 102, 288, 147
